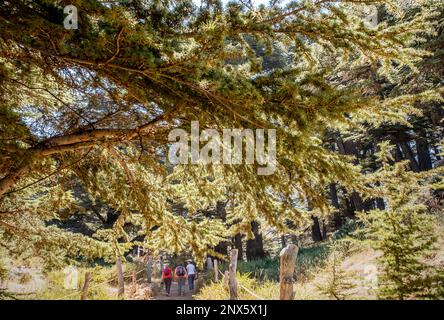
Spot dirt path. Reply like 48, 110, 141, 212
153, 280, 194, 300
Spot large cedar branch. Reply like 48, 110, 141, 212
0, 113, 167, 198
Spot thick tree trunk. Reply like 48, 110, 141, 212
398, 141, 420, 172
335, 135, 364, 215
214, 259, 219, 282
311, 216, 323, 242
393, 144, 404, 162
416, 131, 432, 171
146, 255, 153, 284
433, 145, 442, 161
322, 220, 327, 240
214, 241, 229, 256
281, 235, 287, 248
329, 183, 340, 209
246, 221, 266, 261
106, 210, 120, 225
233, 233, 244, 261
329, 183, 343, 229
350, 192, 363, 212
214, 201, 229, 256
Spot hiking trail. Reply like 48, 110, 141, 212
152, 279, 194, 300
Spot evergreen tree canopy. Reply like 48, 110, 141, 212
0, 0, 442, 266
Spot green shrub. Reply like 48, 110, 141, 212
359, 148, 444, 300
236, 258, 279, 282
314, 245, 357, 300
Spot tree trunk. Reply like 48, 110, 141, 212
233, 233, 244, 261
322, 220, 327, 240
350, 192, 363, 212
214, 241, 229, 256
393, 144, 404, 162
146, 255, 153, 284
335, 135, 364, 215
398, 141, 420, 172
214, 259, 219, 282
416, 132, 432, 171
213, 201, 229, 256
433, 145, 442, 161
311, 216, 323, 242
329, 184, 343, 229
329, 183, 340, 209
246, 221, 266, 261
106, 210, 119, 225
279, 244, 298, 300
281, 235, 287, 248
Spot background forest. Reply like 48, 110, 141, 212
0, 0, 443, 300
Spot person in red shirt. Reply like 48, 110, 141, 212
161, 264, 173, 296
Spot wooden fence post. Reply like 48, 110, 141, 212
159, 255, 164, 273
146, 255, 153, 284
80, 272, 92, 300
279, 244, 298, 300
214, 259, 218, 282
116, 256, 125, 298
229, 249, 238, 300
206, 257, 213, 270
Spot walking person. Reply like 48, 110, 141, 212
174, 263, 188, 296
186, 260, 197, 292
161, 264, 173, 296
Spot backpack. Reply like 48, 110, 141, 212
176, 266, 186, 277
163, 267, 171, 277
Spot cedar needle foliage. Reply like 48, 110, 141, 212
0, 0, 442, 269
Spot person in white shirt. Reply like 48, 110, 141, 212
186, 260, 197, 291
